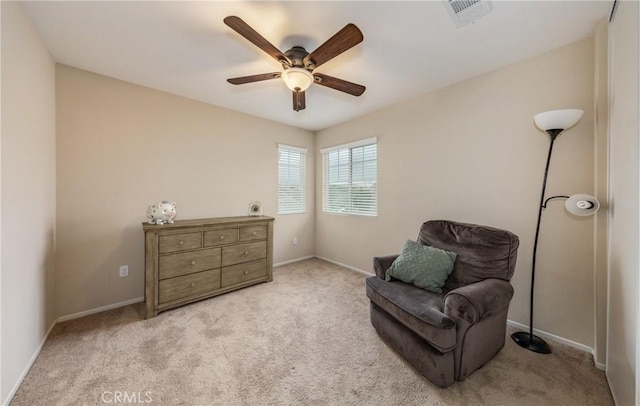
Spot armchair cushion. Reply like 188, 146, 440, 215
385, 240, 457, 293
366, 276, 456, 353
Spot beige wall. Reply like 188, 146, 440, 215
56, 65, 314, 317
1, 2, 57, 403
315, 39, 597, 347
606, 1, 639, 404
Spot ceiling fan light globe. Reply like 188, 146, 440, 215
534, 109, 584, 133
281, 68, 314, 92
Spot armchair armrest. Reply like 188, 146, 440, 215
443, 279, 514, 324
373, 255, 399, 279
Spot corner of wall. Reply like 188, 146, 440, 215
1, 2, 57, 404
592, 17, 610, 369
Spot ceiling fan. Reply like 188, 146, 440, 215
224, 16, 366, 112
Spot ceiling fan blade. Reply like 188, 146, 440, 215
224, 16, 291, 66
227, 72, 281, 85
313, 73, 365, 96
303, 24, 363, 69
293, 91, 306, 112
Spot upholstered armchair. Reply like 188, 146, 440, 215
365, 220, 519, 387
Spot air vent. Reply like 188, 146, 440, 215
444, 0, 492, 27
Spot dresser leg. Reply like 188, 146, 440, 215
145, 305, 158, 319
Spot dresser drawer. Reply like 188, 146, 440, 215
159, 248, 221, 279
222, 241, 267, 266
221, 259, 267, 288
158, 269, 221, 304
239, 225, 267, 242
159, 232, 201, 254
204, 228, 239, 247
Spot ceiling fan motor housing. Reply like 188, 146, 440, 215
283, 46, 314, 70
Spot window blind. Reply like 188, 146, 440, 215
322, 138, 377, 216
278, 144, 306, 214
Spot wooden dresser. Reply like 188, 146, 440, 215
143, 216, 274, 318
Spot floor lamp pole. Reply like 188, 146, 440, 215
511, 129, 562, 354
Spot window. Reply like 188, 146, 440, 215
278, 144, 306, 214
322, 137, 377, 216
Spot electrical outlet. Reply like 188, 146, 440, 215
119, 265, 129, 277
293, 237, 298, 245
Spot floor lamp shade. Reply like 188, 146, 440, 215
565, 194, 600, 216
534, 109, 584, 132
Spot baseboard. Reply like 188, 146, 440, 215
57, 297, 144, 322
273, 255, 315, 268
314, 256, 374, 277
506, 319, 601, 367
2, 320, 57, 406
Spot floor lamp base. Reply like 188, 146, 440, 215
511, 331, 552, 354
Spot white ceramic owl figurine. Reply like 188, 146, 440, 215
146, 201, 177, 225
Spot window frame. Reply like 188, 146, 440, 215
321, 137, 378, 217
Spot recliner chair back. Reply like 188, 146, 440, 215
418, 220, 519, 290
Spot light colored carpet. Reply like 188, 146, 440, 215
11, 258, 613, 405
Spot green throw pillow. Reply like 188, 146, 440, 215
385, 240, 457, 293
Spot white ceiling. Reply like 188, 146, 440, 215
22, 1, 612, 132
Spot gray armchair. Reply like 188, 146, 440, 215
366, 220, 519, 387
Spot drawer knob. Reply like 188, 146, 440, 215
179, 240, 185, 245
244, 271, 249, 275
190, 260, 196, 265
190, 282, 196, 287
252, 231, 257, 236
244, 251, 249, 255
220, 235, 225, 240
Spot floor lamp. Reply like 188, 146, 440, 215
511, 109, 601, 354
